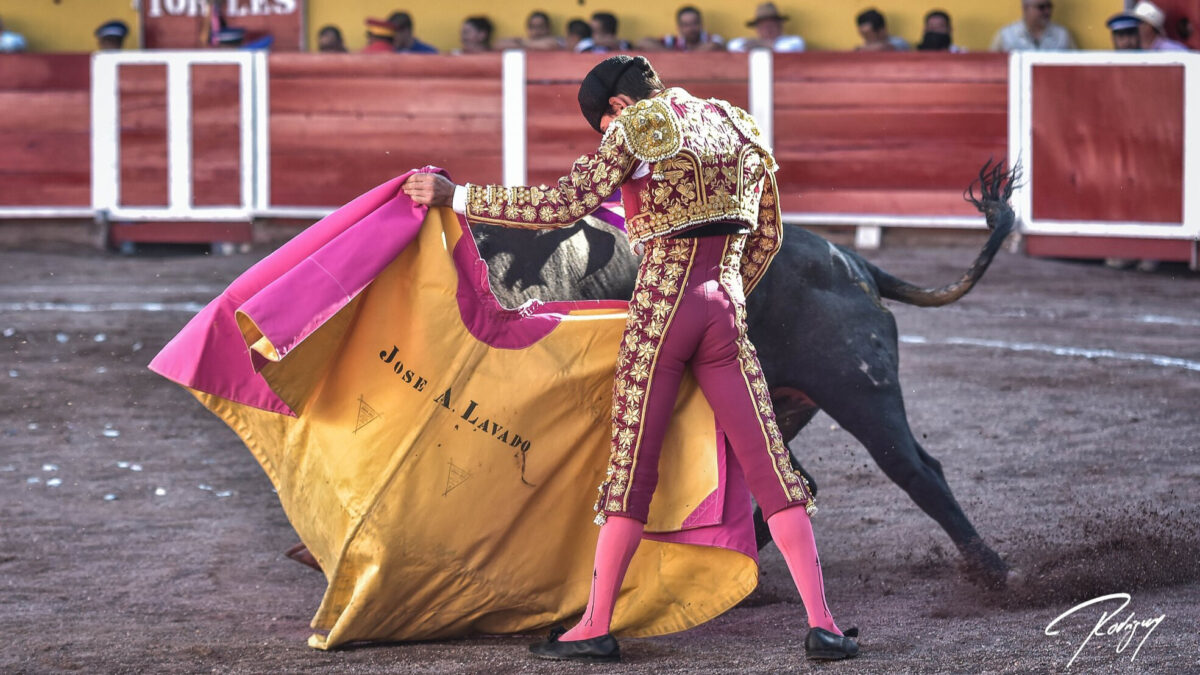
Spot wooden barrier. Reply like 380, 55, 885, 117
191, 63, 243, 207
267, 54, 504, 208
117, 63, 169, 207
1031, 65, 1184, 224
772, 52, 1008, 217
12, 50, 1195, 269
0, 54, 91, 208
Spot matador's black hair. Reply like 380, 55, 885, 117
577, 55, 664, 134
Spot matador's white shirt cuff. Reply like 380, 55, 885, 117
452, 185, 467, 214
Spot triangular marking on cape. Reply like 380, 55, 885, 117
443, 460, 471, 496
354, 395, 380, 433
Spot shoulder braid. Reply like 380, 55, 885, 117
710, 99, 777, 172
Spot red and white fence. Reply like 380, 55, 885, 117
0, 49, 1196, 264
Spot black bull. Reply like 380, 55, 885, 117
471, 162, 1019, 588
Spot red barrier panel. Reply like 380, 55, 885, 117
1031, 65, 1184, 224
118, 64, 169, 207
267, 54, 503, 207
772, 52, 1008, 216
0, 54, 91, 208
191, 63, 242, 207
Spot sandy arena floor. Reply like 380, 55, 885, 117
1, 235, 1197, 673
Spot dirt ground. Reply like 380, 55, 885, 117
1, 232, 1198, 674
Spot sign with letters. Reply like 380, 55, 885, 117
141, 0, 305, 50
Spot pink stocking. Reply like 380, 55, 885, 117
767, 506, 842, 635
559, 515, 644, 641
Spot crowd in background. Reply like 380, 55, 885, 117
312, 1, 1193, 56
0, 1, 1193, 55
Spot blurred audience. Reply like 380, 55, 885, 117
991, 1, 1076, 51
95, 20, 129, 51
586, 12, 631, 53
1106, 11, 1142, 50
917, 10, 964, 52
389, 11, 437, 53
728, 2, 804, 53
1132, 1, 1189, 51
455, 16, 493, 54
0, 15, 27, 53
362, 17, 397, 53
566, 19, 594, 53
640, 5, 724, 51
317, 25, 347, 53
497, 10, 565, 51
856, 8, 910, 51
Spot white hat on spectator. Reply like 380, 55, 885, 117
1132, 1, 1167, 34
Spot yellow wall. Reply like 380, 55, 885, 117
0, 0, 1120, 53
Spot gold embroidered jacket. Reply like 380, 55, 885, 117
465, 87, 783, 293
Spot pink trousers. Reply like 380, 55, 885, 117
594, 233, 814, 524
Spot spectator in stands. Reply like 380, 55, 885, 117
855, 9, 910, 51
917, 10, 965, 52
0, 15, 27, 53
1106, 11, 1142, 50
497, 10, 566, 51
566, 19, 594, 53
362, 18, 396, 53
95, 20, 130, 51
990, 1, 1076, 51
640, 6, 724, 51
389, 11, 437, 53
728, 2, 805, 53
1132, 1, 1190, 51
586, 12, 631, 53
456, 16, 493, 54
317, 25, 347, 53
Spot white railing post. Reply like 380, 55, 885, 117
166, 57, 193, 212
502, 50, 527, 187
91, 52, 120, 219
748, 48, 773, 149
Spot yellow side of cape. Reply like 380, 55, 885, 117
193, 207, 758, 648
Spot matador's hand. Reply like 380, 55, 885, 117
402, 172, 456, 207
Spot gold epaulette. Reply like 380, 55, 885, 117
611, 97, 682, 163
711, 99, 778, 172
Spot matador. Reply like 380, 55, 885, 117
402, 54, 860, 664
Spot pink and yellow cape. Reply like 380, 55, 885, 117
150, 169, 759, 649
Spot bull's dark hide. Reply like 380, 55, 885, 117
471, 162, 1019, 588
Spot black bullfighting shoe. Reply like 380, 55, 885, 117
529, 630, 620, 663
804, 626, 859, 660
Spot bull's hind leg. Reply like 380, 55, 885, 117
832, 393, 1009, 588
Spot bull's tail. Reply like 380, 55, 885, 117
868, 160, 1020, 308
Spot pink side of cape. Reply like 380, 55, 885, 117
147, 169, 755, 559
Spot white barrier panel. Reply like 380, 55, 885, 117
91, 50, 266, 222
1009, 51, 1200, 241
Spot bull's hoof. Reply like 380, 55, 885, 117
285, 542, 323, 572
959, 538, 1009, 590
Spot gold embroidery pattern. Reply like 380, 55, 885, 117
593, 237, 697, 524
739, 172, 784, 295
624, 90, 775, 246
717, 235, 815, 515
465, 125, 635, 229
710, 98, 778, 172
612, 97, 682, 162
